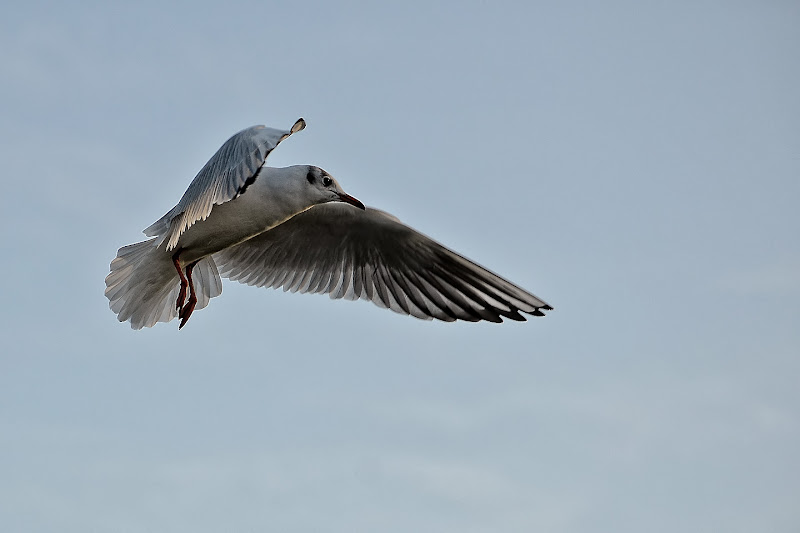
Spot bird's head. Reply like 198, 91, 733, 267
300, 165, 365, 210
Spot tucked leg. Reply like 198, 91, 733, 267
178, 260, 199, 329
172, 252, 188, 312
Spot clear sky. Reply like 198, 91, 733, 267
1, 1, 798, 532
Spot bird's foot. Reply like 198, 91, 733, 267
178, 260, 199, 329
178, 293, 197, 329
172, 252, 188, 311
175, 284, 187, 312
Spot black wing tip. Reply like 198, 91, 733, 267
530, 305, 553, 317
492, 301, 552, 321
279, 119, 307, 143
495, 304, 551, 321
292, 118, 306, 133
434, 303, 551, 323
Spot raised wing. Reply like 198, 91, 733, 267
145, 118, 306, 250
213, 203, 552, 322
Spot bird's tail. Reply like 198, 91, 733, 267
104, 238, 222, 329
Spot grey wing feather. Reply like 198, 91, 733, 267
213, 203, 553, 322
144, 118, 306, 250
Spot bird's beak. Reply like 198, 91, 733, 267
336, 192, 366, 210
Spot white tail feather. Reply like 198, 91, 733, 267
105, 239, 222, 329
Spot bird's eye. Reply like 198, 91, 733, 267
322, 176, 333, 187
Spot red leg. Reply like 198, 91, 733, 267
172, 252, 188, 311
178, 260, 199, 329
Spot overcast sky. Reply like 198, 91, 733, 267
1, 2, 798, 532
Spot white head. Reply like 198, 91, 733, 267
271, 165, 365, 212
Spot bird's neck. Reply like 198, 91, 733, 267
259, 166, 315, 223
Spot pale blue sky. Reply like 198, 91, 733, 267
1, 2, 798, 532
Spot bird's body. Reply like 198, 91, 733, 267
164, 165, 330, 264
105, 118, 552, 329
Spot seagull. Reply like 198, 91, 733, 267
105, 118, 552, 329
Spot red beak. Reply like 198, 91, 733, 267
337, 192, 366, 210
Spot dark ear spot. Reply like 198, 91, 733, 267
306, 169, 316, 185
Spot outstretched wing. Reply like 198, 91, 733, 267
145, 118, 306, 250
213, 203, 552, 322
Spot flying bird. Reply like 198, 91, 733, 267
105, 118, 552, 329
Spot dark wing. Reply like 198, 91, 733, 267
145, 118, 306, 250
213, 203, 552, 322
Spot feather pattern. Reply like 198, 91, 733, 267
213, 203, 552, 322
